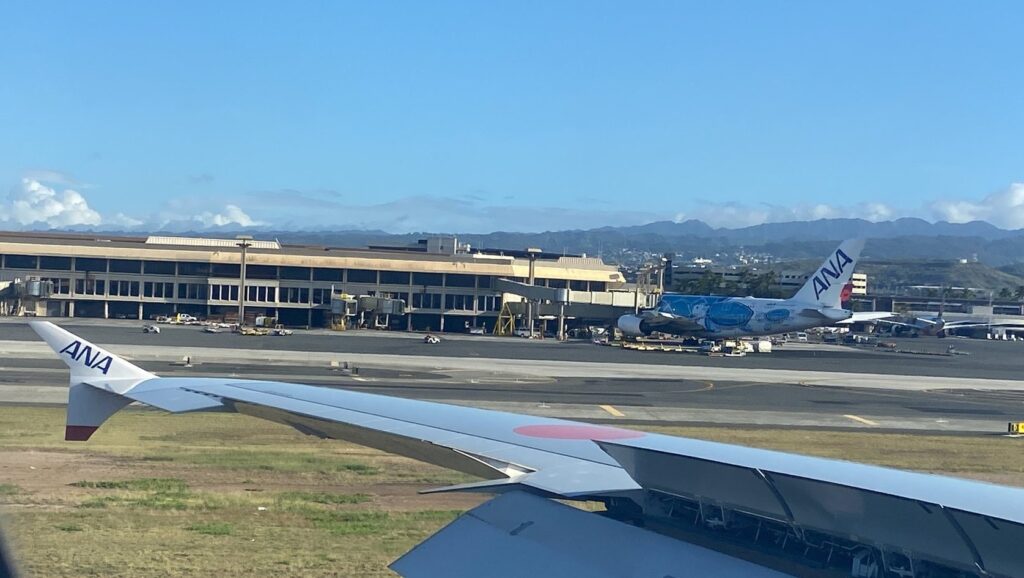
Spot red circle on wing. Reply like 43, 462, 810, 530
513, 424, 645, 440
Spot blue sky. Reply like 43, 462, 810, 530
2, 1, 1024, 231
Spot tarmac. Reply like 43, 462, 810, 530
1, 318, 1023, 434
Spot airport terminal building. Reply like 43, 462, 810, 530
0, 232, 627, 330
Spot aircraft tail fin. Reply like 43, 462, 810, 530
790, 239, 865, 308
29, 321, 156, 441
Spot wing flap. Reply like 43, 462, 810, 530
390, 491, 789, 578
598, 440, 1024, 575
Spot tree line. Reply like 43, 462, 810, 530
672, 270, 785, 299
674, 270, 1024, 302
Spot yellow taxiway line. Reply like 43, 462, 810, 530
599, 404, 626, 417
843, 414, 879, 426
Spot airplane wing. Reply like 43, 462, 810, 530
835, 311, 894, 325
658, 313, 706, 334
29, 321, 1024, 577
874, 318, 931, 328
943, 320, 1024, 329
632, 311, 705, 335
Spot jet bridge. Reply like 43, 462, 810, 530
493, 278, 656, 323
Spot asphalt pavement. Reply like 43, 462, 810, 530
2, 319, 1022, 433
1, 319, 1021, 379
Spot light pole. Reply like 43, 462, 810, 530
526, 248, 542, 338
236, 235, 253, 326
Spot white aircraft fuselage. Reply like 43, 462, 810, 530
618, 239, 868, 339
618, 294, 851, 338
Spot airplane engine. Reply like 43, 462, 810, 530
617, 314, 652, 337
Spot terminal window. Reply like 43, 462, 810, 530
476, 295, 501, 312
177, 283, 208, 300
313, 268, 343, 282
44, 278, 71, 295
312, 288, 331, 305
281, 287, 309, 303
211, 264, 241, 277
75, 257, 107, 272
245, 286, 277, 302
143, 261, 176, 275
280, 266, 311, 281
246, 265, 278, 280
348, 269, 377, 283
109, 259, 142, 274
39, 256, 72, 270
144, 282, 174, 298
75, 279, 105, 296
412, 293, 441, 309
109, 280, 140, 297
444, 274, 475, 288
5, 254, 38, 269
413, 272, 442, 286
178, 262, 212, 276
210, 284, 239, 301
445, 294, 475, 310
380, 271, 411, 285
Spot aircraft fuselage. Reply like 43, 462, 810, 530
625, 294, 851, 338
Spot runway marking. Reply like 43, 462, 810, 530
469, 377, 556, 385
843, 414, 879, 426
599, 404, 626, 417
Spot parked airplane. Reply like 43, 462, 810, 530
617, 238, 890, 339
876, 292, 951, 336
879, 311, 949, 336
881, 313, 1022, 338
28, 321, 1024, 576
877, 293, 1023, 337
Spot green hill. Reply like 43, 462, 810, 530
771, 259, 1024, 296
854, 261, 1024, 295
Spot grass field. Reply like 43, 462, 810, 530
1, 407, 1022, 577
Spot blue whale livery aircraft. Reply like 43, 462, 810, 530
618, 238, 891, 339
28, 321, 1023, 577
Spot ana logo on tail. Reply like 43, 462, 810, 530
812, 248, 854, 300
59, 340, 113, 375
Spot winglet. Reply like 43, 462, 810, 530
29, 321, 155, 394
29, 322, 156, 441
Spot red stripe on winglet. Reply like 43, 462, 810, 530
65, 426, 98, 441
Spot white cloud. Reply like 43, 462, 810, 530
20, 170, 80, 186
242, 191, 660, 233
0, 176, 264, 231
1, 178, 102, 227
191, 204, 264, 228
930, 183, 1024, 228
674, 201, 898, 228
860, 202, 894, 221
107, 212, 145, 228
6, 175, 1024, 233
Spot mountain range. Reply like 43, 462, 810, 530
30, 217, 1024, 267
252, 218, 1024, 267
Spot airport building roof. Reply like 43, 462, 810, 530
0, 231, 625, 284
